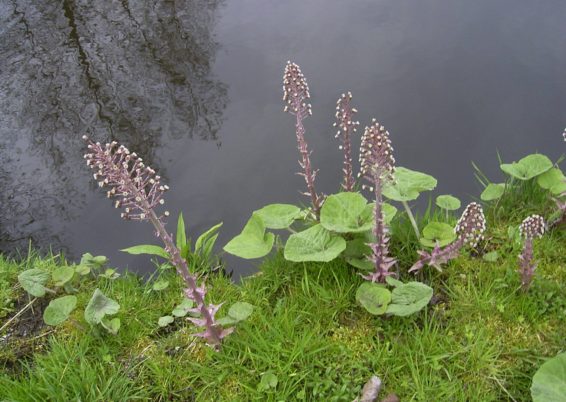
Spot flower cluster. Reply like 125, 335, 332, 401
83, 136, 230, 347
518, 215, 545, 291
359, 121, 397, 283
334, 92, 359, 191
409, 202, 486, 273
359, 120, 396, 187
84, 138, 169, 222
283, 61, 323, 218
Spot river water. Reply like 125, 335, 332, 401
1, 0, 565, 277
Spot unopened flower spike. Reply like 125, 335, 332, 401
517, 214, 545, 291
82, 136, 230, 348
359, 121, 396, 283
409, 202, 486, 273
283, 61, 323, 218
335, 92, 359, 192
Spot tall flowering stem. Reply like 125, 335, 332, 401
409, 202, 486, 273
82, 137, 231, 348
518, 215, 545, 291
359, 120, 397, 282
334, 92, 359, 192
283, 61, 323, 219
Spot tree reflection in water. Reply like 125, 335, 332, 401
0, 0, 228, 255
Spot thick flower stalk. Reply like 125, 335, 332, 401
83, 137, 231, 347
334, 92, 359, 191
518, 215, 545, 291
283, 61, 323, 218
359, 120, 397, 282
409, 202, 486, 273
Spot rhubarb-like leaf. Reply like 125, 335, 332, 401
284, 224, 346, 262
420, 222, 457, 248
481, 183, 506, 201
436, 195, 461, 211
386, 282, 433, 316
224, 214, 275, 259
500, 154, 553, 180
52, 266, 75, 287
43, 295, 77, 326
172, 299, 195, 317
531, 352, 566, 402
18, 269, 50, 297
158, 315, 175, 327
255, 204, 301, 229
84, 289, 120, 325
537, 168, 566, 195
356, 282, 391, 315
383, 167, 437, 201
101, 317, 121, 335
320, 192, 372, 233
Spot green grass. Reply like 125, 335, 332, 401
0, 185, 565, 401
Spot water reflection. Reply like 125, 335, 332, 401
0, 0, 227, 255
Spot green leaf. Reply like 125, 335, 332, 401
320, 192, 372, 233
84, 289, 120, 325
537, 168, 566, 195
75, 264, 91, 276
500, 154, 553, 180
172, 299, 195, 317
195, 222, 223, 254
43, 296, 77, 326
531, 352, 566, 402
223, 214, 275, 259
385, 276, 404, 288
255, 204, 301, 229
480, 183, 506, 201
435, 195, 461, 211
121, 245, 169, 259
483, 251, 499, 262
52, 266, 75, 287
386, 282, 433, 316
356, 282, 392, 315
227, 302, 254, 322
383, 167, 437, 201
176, 213, 187, 249
258, 371, 278, 392
99, 268, 120, 280
158, 315, 175, 327
152, 279, 169, 291
420, 222, 457, 248
284, 224, 346, 262
101, 317, 121, 335
79, 253, 108, 272
18, 269, 50, 297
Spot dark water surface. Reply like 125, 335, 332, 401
1, 0, 565, 278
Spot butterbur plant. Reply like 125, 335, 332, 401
359, 120, 397, 282
83, 137, 232, 347
409, 202, 486, 273
518, 214, 545, 291
334, 92, 359, 192
283, 61, 323, 218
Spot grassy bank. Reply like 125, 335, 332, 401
1, 186, 565, 401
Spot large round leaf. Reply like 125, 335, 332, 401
52, 266, 75, 287
255, 204, 302, 229
284, 224, 346, 262
480, 183, 506, 201
43, 295, 77, 326
356, 282, 392, 315
420, 222, 456, 248
386, 282, 433, 317
383, 167, 437, 201
531, 352, 566, 402
84, 288, 120, 325
365, 203, 398, 226
320, 192, 372, 233
500, 154, 553, 180
435, 195, 461, 211
537, 168, 566, 195
224, 214, 275, 259
18, 269, 50, 297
